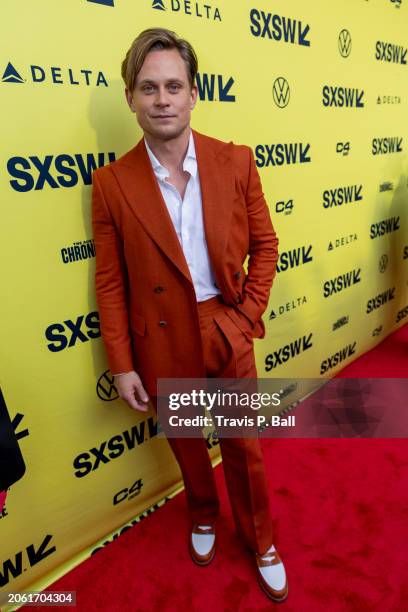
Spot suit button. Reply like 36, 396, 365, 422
158, 320, 168, 327
154, 286, 164, 293
235, 296, 243, 304
233, 271, 242, 280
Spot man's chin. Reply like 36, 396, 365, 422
147, 124, 188, 142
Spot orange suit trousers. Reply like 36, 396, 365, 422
157, 296, 274, 556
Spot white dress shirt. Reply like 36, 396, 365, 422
144, 131, 221, 302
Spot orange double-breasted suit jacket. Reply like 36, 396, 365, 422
91, 129, 279, 397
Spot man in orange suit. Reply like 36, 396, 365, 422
92, 28, 287, 602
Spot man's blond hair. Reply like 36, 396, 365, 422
121, 28, 198, 92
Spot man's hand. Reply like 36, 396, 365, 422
114, 371, 150, 412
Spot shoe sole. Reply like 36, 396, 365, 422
258, 575, 289, 603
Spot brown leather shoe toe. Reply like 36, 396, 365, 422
255, 545, 288, 602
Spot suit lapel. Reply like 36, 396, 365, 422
111, 130, 235, 286
193, 130, 235, 281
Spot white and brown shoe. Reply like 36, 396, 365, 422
255, 544, 288, 602
189, 524, 216, 566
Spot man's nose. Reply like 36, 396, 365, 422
154, 87, 170, 106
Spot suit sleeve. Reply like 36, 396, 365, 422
92, 170, 134, 374
235, 146, 279, 325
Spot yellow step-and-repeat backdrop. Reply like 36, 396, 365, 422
1, 0, 407, 604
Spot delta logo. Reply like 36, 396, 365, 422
249, 9, 310, 46
320, 342, 356, 374
269, 295, 307, 320
1, 61, 108, 87
372, 137, 403, 155
370, 216, 400, 239
366, 287, 395, 313
276, 245, 313, 273
375, 41, 407, 64
323, 185, 363, 208
196, 72, 235, 102
7, 152, 115, 192
328, 233, 358, 251
151, 0, 221, 21
322, 86, 365, 108
255, 142, 311, 167
323, 268, 361, 298
265, 333, 313, 371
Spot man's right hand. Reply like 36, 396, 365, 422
114, 371, 150, 412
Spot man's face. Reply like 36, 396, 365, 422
126, 48, 197, 141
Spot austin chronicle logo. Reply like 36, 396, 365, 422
97, 371, 119, 401
273, 77, 290, 108
338, 30, 352, 57
379, 254, 388, 273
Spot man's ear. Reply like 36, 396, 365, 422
125, 87, 135, 113
190, 84, 198, 110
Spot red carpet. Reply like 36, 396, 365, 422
24, 325, 408, 611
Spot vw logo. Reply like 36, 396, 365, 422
379, 254, 388, 273
273, 77, 290, 108
97, 370, 119, 401
338, 29, 352, 58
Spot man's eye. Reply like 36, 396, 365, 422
169, 83, 181, 91
143, 85, 154, 92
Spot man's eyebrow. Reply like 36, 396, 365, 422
138, 77, 184, 86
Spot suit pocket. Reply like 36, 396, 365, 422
130, 313, 146, 336
224, 307, 253, 338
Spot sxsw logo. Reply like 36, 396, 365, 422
73, 417, 161, 478
1, 62, 108, 87
152, 0, 221, 21
249, 9, 311, 46
322, 86, 364, 108
320, 342, 356, 374
372, 137, 403, 155
323, 185, 363, 208
276, 245, 313, 272
370, 216, 400, 239
396, 305, 408, 323
379, 181, 393, 192
255, 143, 311, 167
45, 311, 100, 353
0, 535, 56, 587
7, 152, 115, 192
375, 41, 407, 64
366, 287, 395, 313
323, 268, 361, 298
196, 73, 235, 102
265, 333, 313, 371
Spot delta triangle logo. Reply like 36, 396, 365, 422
2, 62, 25, 83
269, 310, 277, 320
328, 241, 334, 251
152, 0, 166, 9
